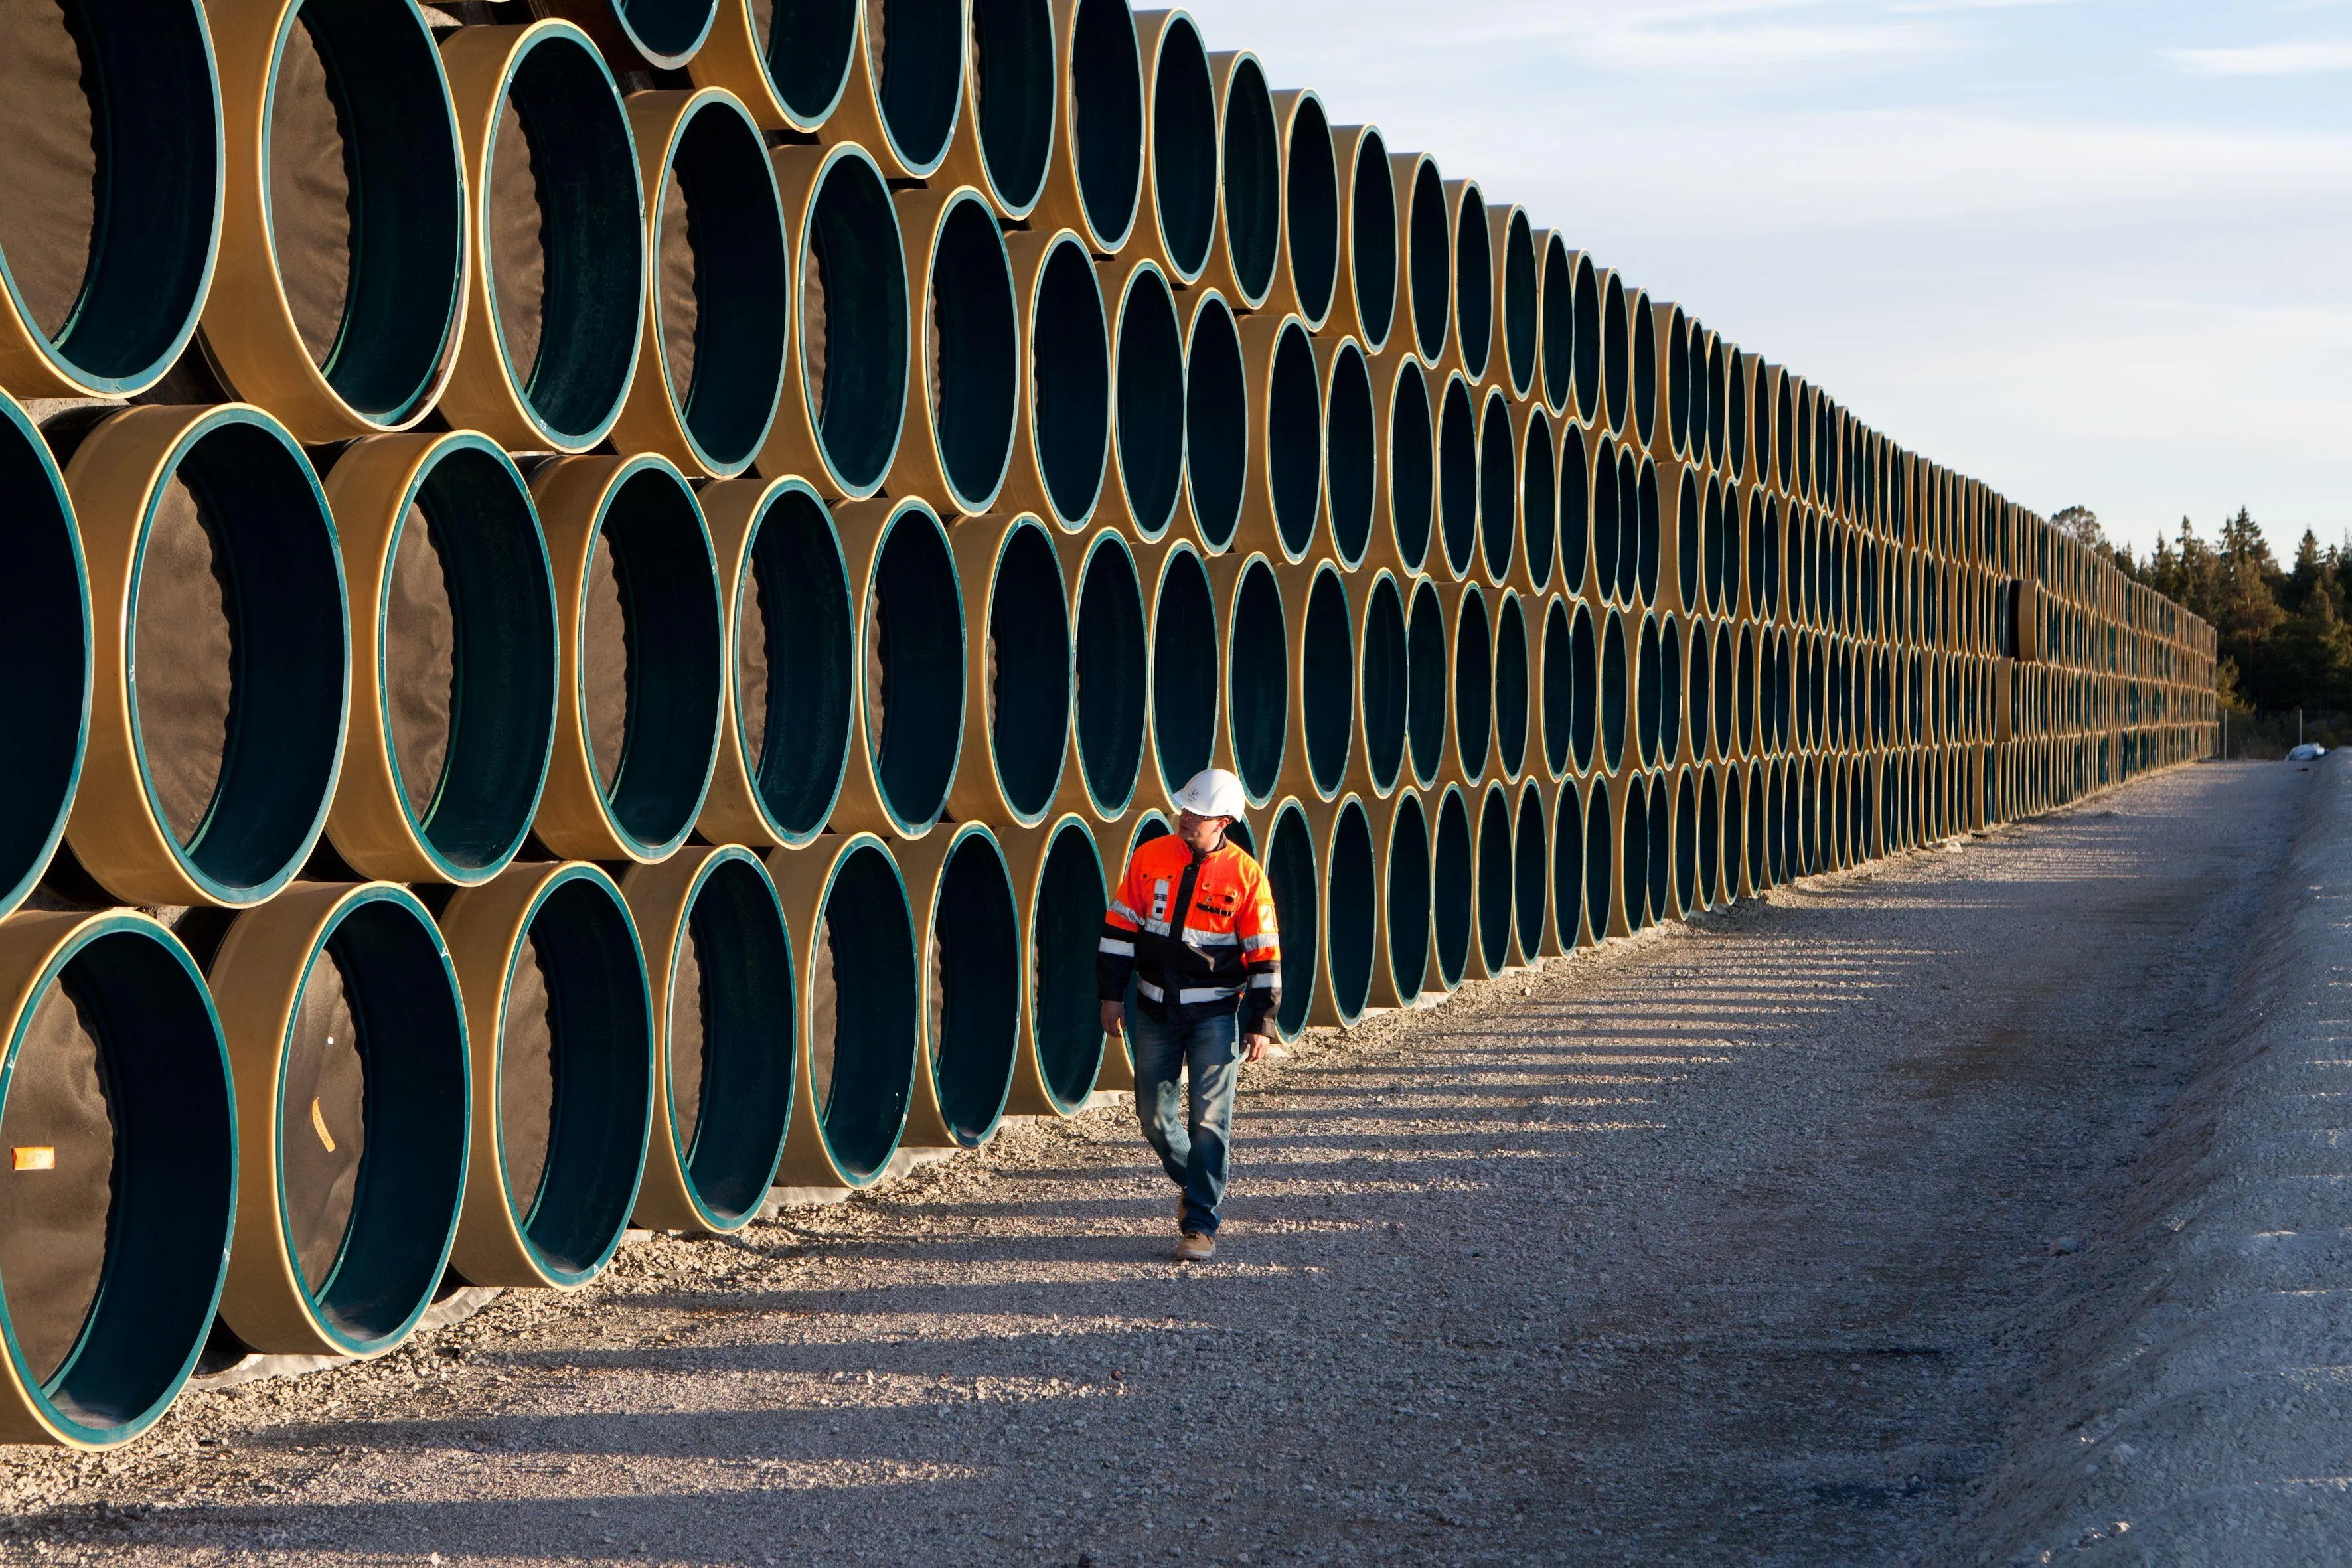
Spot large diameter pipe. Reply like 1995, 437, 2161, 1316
1537, 230, 1575, 419
1212, 552, 1290, 808
209, 882, 467, 1358
1032, 0, 1145, 254
890, 184, 1018, 516
1672, 765, 1700, 917
689, 0, 859, 134
1057, 528, 1149, 819
0, 912, 231, 1447
1286, 795, 1371, 1028
1636, 611, 1664, 769
1001, 814, 1109, 1115
1354, 569, 1409, 797
1002, 229, 1110, 530
1405, 574, 1448, 789
1437, 370, 1478, 580
1429, 781, 1473, 992
441, 860, 655, 1289
1629, 287, 1659, 452
1203, 51, 1279, 309
1558, 421, 1590, 601
0, 0, 219, 400
1590, 431, 1621, 603
1520, 403, 1557, 593
829, 497, 969, 838
538, 0, 720, 70
826, 0, 969, 181
1276, 562, 1354, 802
1616, 769, 1649, 935
1136, 9, 1216, 281
761, 141, 911, 501
1391, 152, 1450, 364
1370, 789, 1431, 1008
949, 515, 1072, 827
931, 0, 1054, 217
1320, 335, 1377, 570
696, 478, 856, 848
1646, 770, 1673, 922
441, 23, 645, 455
1488, 204, 1537, 400
1443, 179, 1492, 383
1450, 584, 1494, 786
1471, 780, 1512, 980
203, 0, 464, 439
1109, 257, 1186, 540
1362, 351, 1434, 578
1545, 775, 1585, 953
1267, 90, 1340, 329
1660, 301, 1690, 460
1261, 797, 1319, 1043
621, 846, 796, 1230
58, 404, 348, 910
609, 90, 789, 477
1477, 384, 1515, 586
321, 433, 559, 886
1149, 540, 1220, 801
528, 455, 726, 864
1537, 597, 1573, 781
767, 833, 920, 1186
0, 396, 88, 920
1331, 125, 1397, 353
1512, 778, 1548, 965
1180, 289, 1246, 553
1233, 313, 1325, 563
1599, 268, 1630, 435
1493, 590, 1531, 782
893, 823, 1020, 1149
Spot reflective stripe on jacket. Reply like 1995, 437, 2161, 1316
1096, 832, 1281, 1035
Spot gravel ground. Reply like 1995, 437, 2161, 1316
0, 761, 2300, 1567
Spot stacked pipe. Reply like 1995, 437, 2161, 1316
0, 0, 2217, 1447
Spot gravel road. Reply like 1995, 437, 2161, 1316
0, 761, 2300, 1567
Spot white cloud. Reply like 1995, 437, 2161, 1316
2167, 37, 2352, 74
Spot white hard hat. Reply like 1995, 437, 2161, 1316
1172, 768, 1249, 820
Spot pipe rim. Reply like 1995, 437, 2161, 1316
1381, 789, 1431, 1003
1449, 179, 1490, 382
254, 884, 469, 1355
1113, 258, 1186, 540
110, 406, 351, 907
982, 516, 1073, 823
1026, 229, 1111, 528
1551, 775, 1586, 949
353, 433, 560, 884
0, 0, 223, 397
1476, 385, 1514, 586
0, 913, 230, 1447
1404, 575, 1447, 789
1436, 370, 1476, 579
1556, 421, 1587, 597
1065, 0, 1145, 252
919, 187, 1020, 515
474, 23, 647, 453
1382, 353, 1433, 575
1027, 815, 1109, 1113
1520, 406, 1556, 592
796, 142, 911, 499
1429, 781, 1472, 991
808, 834, 921, 1180
1223, 553, 1289, 807
734, 0, 860, 131
1344, 125, 1396, 353
923, 823, 1020, 1146
1358, 570, 1407, 797
1300, 563, 1354, 799
1323, 335, 1375, 569
1537, 231, 1572, 416
1512, 777, 1546, 958
734, 479, 856, 846
1215, 51, 1279, 308
1263, 797, 1318, 1041
1475, 780, 1512, 977
1320, 794, 1375, 1025
640, 90, 792, 478
1282, 90, 1340, 328
1071, 529, 1148, 817
1261, 315, 1324, 562
858, 0, 969, 178
1150, 542, 1219, 799
0, 395, 90, 920
1493, 590, 1529, 781
1403, 155, 1449, 363
860, 498, 969, 835
564, 456, 726, 861
1451, 584, 1492, 786
656, 848, 797, 1226
1144, 10, 1215, 281
1181, 289, 1245, 552
1498, 207, 1535, 398
961, 0, 1054, 216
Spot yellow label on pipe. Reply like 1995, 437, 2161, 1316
311, 1097, 336, 1154
11, 1147, 54, 1171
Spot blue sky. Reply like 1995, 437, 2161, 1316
1176, 0, 2352, 562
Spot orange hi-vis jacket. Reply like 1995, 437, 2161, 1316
1097, 832, 1282, 1035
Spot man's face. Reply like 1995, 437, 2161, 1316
1176, 810, 1229, 852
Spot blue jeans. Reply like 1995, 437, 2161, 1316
1129, 1006, 1241, 1235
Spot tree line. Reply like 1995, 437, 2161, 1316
2057, 505, 2349, 718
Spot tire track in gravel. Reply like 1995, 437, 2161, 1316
0, 763, 2296, 1568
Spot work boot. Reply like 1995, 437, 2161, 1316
1175, 1231, 1215, 1262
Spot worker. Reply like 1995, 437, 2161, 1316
1097, 768, 1280, 1262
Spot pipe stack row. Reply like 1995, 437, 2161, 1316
0, 0, 2216, 1448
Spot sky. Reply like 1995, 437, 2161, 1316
1175, 0, 2352, 564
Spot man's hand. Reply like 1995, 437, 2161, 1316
1243, 1032, 1273, 1062
1100, 1000, 1124, 1038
